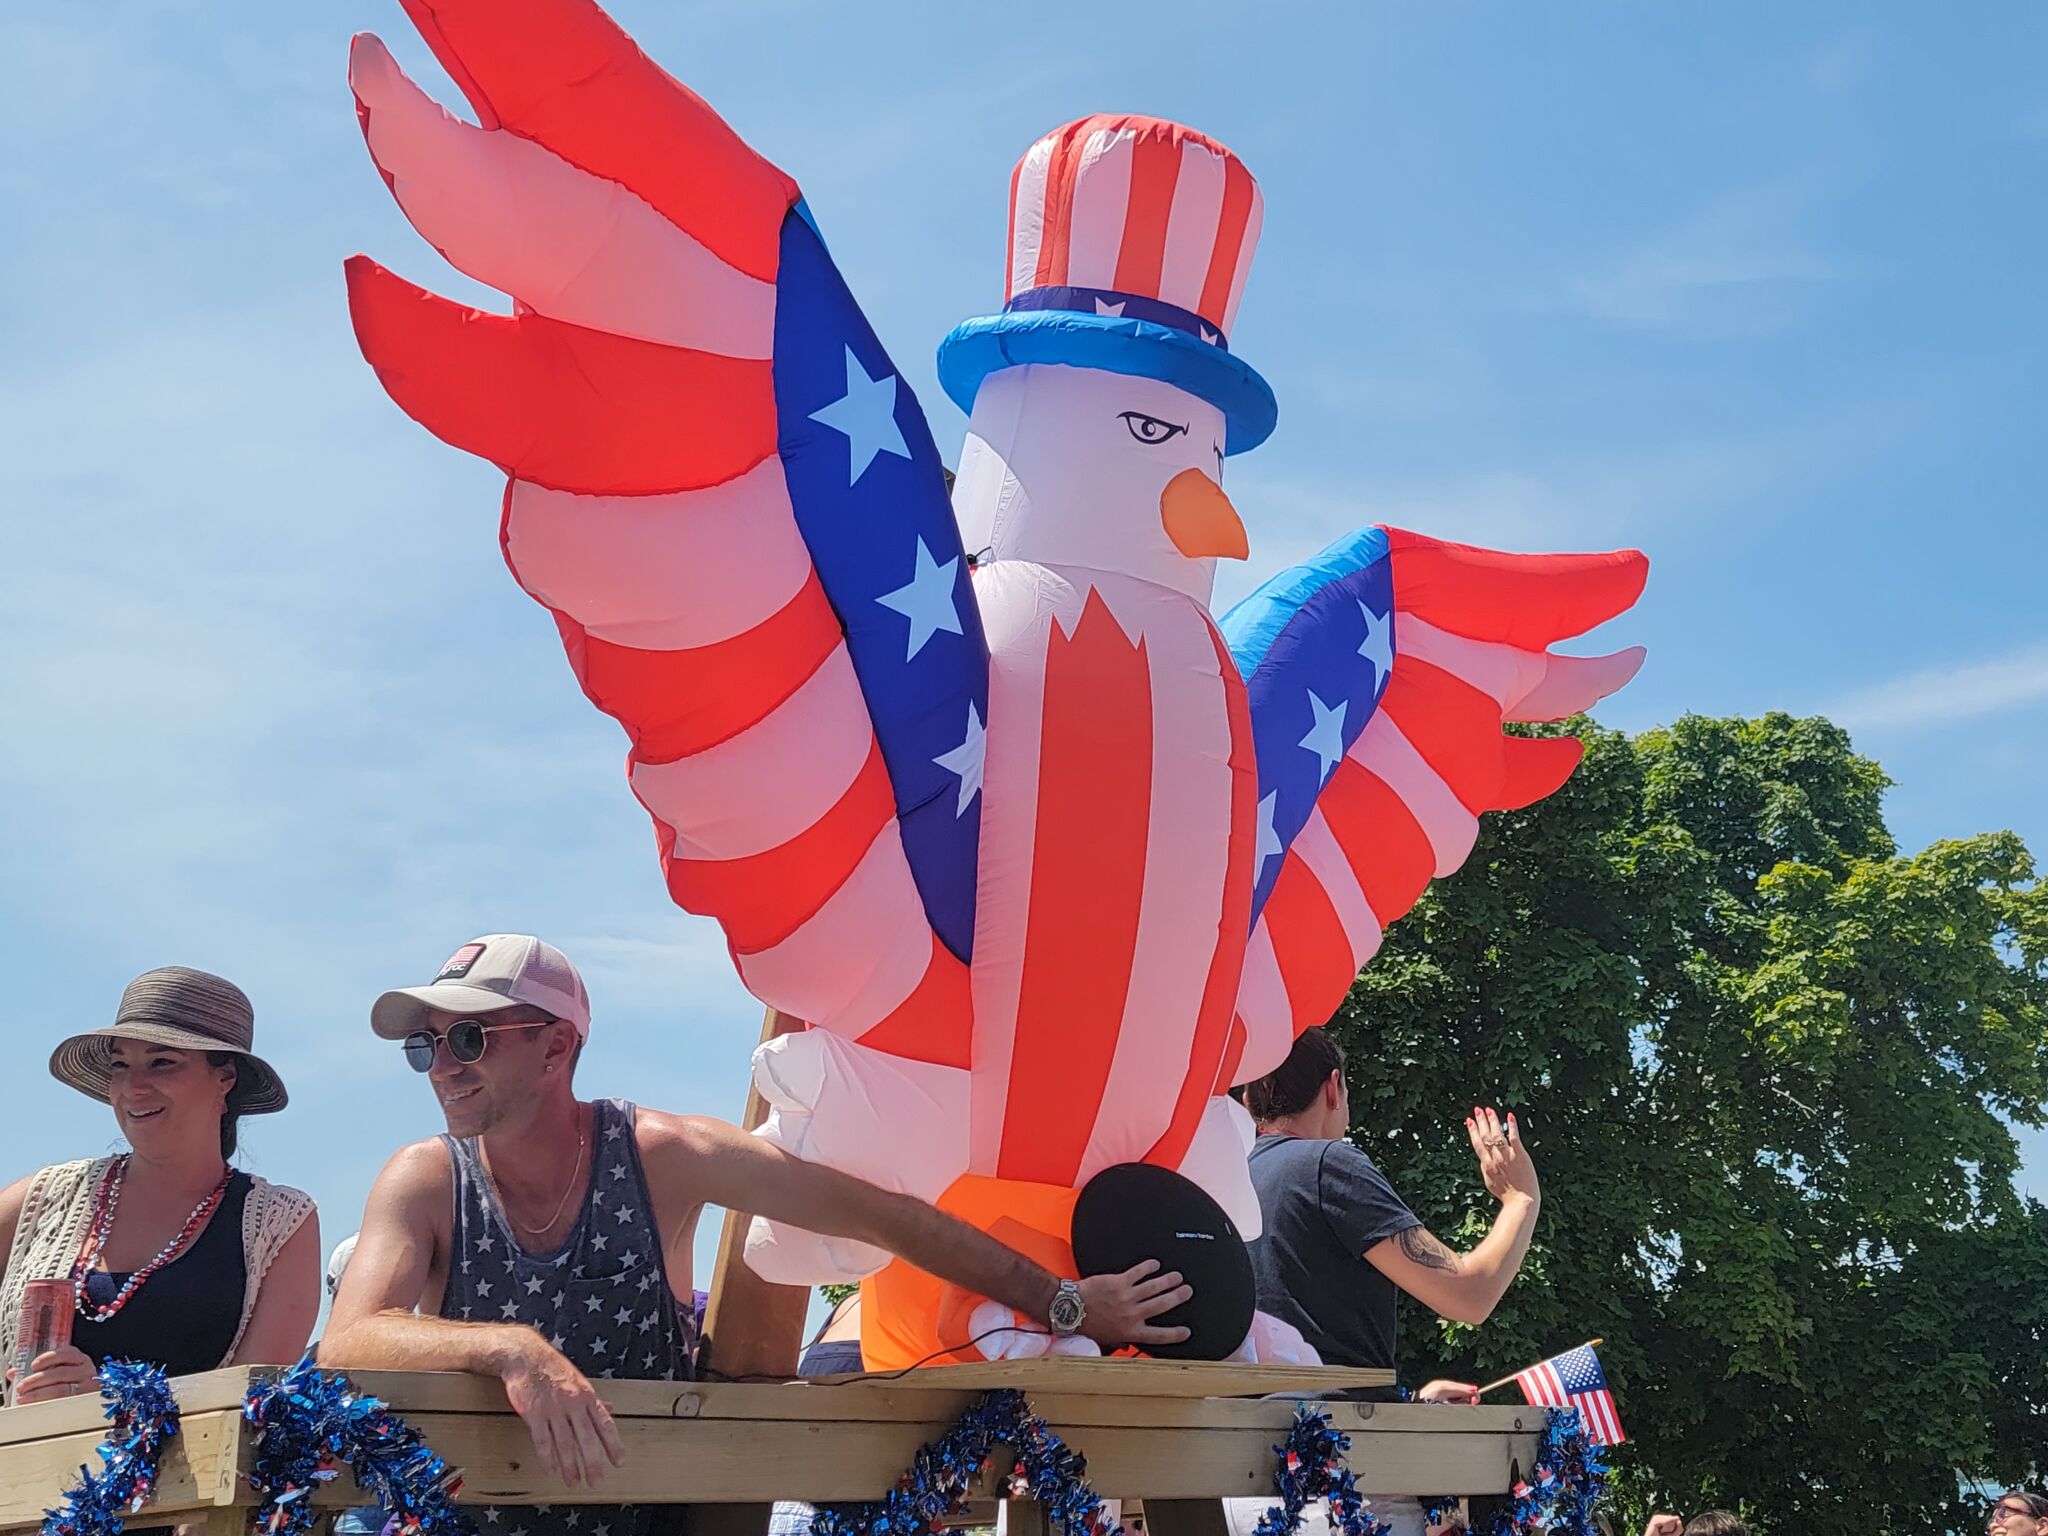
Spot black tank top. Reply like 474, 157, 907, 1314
74, 1171, 251, 1377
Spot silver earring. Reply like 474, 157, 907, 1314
545, 1065, 554, 1074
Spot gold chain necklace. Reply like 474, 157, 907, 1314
483, 1109, 587, 1237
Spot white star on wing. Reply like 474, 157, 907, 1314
876, 537, 964, 661
1254, 791, 1284, 880
809, 346, 910, 485
1357, 600, 1393, 694
933, 703, 986, 816
1299, 690, 1348, 785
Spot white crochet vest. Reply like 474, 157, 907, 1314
0, 1157, 314, 1403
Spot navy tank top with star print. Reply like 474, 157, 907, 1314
441, 1098, 696, 1536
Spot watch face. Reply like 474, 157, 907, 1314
1049, 1287, 1085, 1332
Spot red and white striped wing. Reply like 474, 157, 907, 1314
346, 1, 965, 1045
1227, 530, 1650, 1085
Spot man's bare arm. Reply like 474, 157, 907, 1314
652, 1115, 1192, 1347
319, 1141, 624, 1488
318, 1142, 527, 1374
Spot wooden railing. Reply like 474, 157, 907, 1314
0, 1360, 1542, 1536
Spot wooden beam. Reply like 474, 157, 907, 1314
0, 1384, 1541, 1521
808, 1358, 1393, 1398
288, 1416, 1528, 1505
0, 1410, 242, 1528
700, 1007, 814, 1383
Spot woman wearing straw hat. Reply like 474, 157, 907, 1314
0, 967, 321, 1404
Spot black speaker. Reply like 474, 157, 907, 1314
1070, 1162, 1254, 1361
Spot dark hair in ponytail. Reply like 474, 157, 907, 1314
206, 1051, 243, 1161
1237, 1026, 1347, 1123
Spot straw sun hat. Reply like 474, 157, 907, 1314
49, 966, 289, 1115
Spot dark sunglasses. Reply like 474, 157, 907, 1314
401, 1016, 553, 1073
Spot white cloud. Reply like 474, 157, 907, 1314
1806, 30, 1881, 97
1216, 412, 1868, 614
1563, 179, 1840, 339
1827, 644, 2048, 733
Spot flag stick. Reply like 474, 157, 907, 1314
1474, 1339, 1602, 1398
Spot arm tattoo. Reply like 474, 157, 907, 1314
1397, 1226, 1460, 1273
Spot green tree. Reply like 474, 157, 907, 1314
1329, 714, 2048, 1536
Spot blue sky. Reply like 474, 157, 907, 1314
2, 0, 2044, 1313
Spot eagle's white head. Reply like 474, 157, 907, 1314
952, 364, 1248, 610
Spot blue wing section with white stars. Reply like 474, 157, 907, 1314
1219, 524, 1648, 1089
1219, 525, 1396, 924
772, 207, 989, 964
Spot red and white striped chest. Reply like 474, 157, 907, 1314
965, 563, 1256, 1190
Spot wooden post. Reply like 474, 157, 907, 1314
694, 1008, 815, 1536
700, 1007, 815, 1383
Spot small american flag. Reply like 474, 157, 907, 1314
1514, 1343, 1626, 1445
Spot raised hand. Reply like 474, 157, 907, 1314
1465, 1106, 1539, 1207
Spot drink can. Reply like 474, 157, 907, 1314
14, 1279, 75, 1382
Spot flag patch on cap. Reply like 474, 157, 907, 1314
436, 943, 487, 981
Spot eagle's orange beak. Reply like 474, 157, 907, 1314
1160, 468, 1248, 561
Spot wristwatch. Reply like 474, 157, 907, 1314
1047, 1278, 1086, 1337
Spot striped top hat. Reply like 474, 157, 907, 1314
938, 115, 1277, 454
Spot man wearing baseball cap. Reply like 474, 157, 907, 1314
322, 935, 1193, 1530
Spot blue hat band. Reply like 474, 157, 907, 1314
1005, 286, 1229, 351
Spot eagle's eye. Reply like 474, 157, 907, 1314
1119, 410, 1187, 446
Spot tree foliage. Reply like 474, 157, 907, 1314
1329, 714, 2048, 1535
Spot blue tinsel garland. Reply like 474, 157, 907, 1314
244, 1355, 472, 1536
1254, 1404, 1606, 1536
808, 1387, 1107, 1536
1252, 1407, 1391, 1536
40, 1359, 182, 1536
1497, 1406, 1607, 1535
